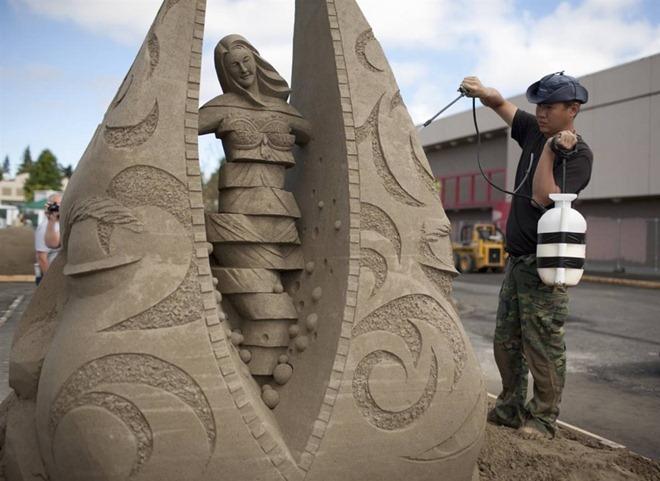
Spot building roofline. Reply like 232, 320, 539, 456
419, 52, 660, 147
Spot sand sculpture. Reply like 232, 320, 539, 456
199, 34, 312, 405
1, 0, 485, 480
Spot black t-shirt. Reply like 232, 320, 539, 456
505, 109, 593, 256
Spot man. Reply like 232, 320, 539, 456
460, 72, 593, 438
34, 192, 62, 285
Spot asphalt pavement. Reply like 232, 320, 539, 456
454, 272, 660, 460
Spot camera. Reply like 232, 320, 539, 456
47, 203, 60, 214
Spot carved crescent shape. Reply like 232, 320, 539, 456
103, 100, 159, 149
355, 29, 385, 72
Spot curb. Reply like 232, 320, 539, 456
486, 393, 625, 450
582, 275, 660, 289
0, 275, 35, 283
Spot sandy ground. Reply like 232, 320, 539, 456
0, 227, 34, 276
478, 401, 660, 481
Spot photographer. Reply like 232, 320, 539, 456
34, 192, 62, 285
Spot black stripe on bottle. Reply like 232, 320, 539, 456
537, 232, 586, 245
537, 257, 585, 269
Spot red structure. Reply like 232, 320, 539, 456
436, 169, 510, 232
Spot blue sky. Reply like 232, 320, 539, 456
1, 0, 659, 178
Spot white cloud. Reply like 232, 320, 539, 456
19, 0, 659, 101
15, 0, 660, 176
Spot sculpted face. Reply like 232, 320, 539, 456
227, 46, 256, 89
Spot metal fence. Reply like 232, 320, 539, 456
585, 216, 660, 276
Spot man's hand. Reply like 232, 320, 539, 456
460, 76, 488, 99
552, 130, 578, 151
460, 76, 517, 127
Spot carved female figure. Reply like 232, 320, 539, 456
199, 35, 311, 407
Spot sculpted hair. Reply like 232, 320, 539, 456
214, 34, 291, 106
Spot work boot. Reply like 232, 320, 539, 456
487, 406, 524, 429
518, 418, 553, 440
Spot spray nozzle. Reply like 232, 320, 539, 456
422, 87, 467, 128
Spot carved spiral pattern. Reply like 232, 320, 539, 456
50, 354, 216, 476
63, 391, 152, 476
352, 350, 438, 431
351, 294, 467, 430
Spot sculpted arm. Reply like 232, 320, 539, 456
198, 105, 224, 136
290, 116, 312, 145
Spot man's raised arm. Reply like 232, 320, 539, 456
460, 76, 517, 127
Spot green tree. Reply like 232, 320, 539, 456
202, 157, 225, 212
17, 146, 33, 175
61, 164, 74, 179
24, 149, 62, 201
202, 167, 220, 212
2, 155, 9, 178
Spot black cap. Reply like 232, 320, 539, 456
526, 71, 588, 105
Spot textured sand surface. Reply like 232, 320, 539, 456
0, 228, 34, 276
478, 402, 660, 481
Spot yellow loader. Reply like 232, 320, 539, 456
453, 223, 506, 273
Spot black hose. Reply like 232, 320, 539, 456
470, 98, 547, 212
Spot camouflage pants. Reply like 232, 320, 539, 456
492, 254, 568, 436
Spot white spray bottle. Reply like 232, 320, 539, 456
537, 193, 587, 286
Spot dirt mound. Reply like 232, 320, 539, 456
0, 227, 35, 276
479, 413, 660, 481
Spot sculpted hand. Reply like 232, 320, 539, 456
460, 76, 487, 99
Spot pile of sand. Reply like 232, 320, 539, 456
0, 227, 35, 276
479, 416, 660, 481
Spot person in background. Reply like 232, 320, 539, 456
34, 192, 62, 285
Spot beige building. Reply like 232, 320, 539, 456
419, 53, 660, 275
0, 173, 29, 205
